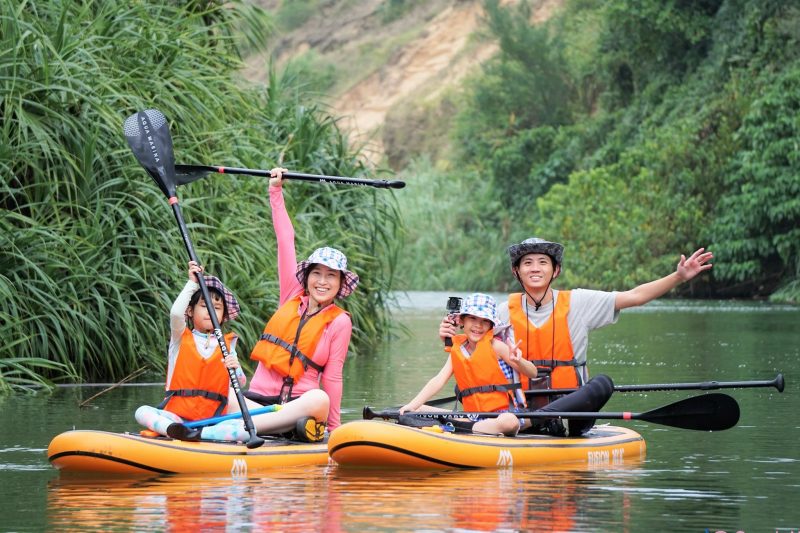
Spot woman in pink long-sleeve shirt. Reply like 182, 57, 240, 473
244, 168, 357, 433
168, 168, 358, 444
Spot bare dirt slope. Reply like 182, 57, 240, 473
244, 0, 563, 162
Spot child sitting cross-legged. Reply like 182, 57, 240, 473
134, 261, 245, 440
399, 293, 538, 436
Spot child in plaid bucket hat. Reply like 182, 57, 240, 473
398, 293, 538, 437
458, 293, 498, 326
135, 261, 246, 439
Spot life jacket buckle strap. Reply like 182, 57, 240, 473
158, 389, 228, 415
531, 359, 581, 368
456, 382, 521, 400
279, 376, 295, 405
260, 334, 324, 373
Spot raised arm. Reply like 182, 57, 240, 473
170, 261, 203, 341
269, 170, 303, 304
615, 248, 713, 310
167, 263, 201, 384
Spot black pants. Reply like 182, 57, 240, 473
532, 374, 615, 436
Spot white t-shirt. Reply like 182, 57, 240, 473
496, 289, 619, 382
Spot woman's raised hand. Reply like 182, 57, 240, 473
269, 167, 289, 188
676, 247, 714, 281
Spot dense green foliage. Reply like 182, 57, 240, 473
390, 158, 510, 291
398, 0, 800, 301
0, 0, 401, 391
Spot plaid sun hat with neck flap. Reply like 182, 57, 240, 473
187, 275, 241, 322
459, 293, 498, 326
296, 246, 360, 299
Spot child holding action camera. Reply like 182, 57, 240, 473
399, 293, 537, 436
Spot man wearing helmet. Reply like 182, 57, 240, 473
438, 238, 713, 436
500, 237, 713, 388
401, 293, 539, 436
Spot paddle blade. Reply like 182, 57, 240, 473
175, 164, 214, 186
123, 109, 177, 198
363, 406, 400, 420
775, 372, 785, 393
642, 393, 740, 431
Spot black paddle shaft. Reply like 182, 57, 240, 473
170, 203, 243, 399
175, 164, 406, 189
413, 373, 784, 413
522, 373, 786, 397
168, 201, 263, 449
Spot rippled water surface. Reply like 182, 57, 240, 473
2, 294, 798, 532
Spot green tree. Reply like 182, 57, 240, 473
595, 0, 722, 108
709, 67, 800, 295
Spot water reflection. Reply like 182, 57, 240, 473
48, 460, 650, 532
48, 469, 334, 532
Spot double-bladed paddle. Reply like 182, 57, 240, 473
364, 393, 741, 431
174, 164, 406, 189
123, 109, 264, 449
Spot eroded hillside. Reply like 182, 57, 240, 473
245, 0, 563, 165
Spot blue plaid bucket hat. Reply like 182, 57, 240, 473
187, 275, 241, 322
508, 237, 564, 268
459, 293, 498, 326
296, 247, 359, 299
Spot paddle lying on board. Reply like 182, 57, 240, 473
364, 393, 741, 431
184, 404, 281, 429
174, 164, 406, 189
415, 373, 785, 409
123, 109, 264, 449
524, 372, 785, 396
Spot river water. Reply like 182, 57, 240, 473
1, 293, 798, 532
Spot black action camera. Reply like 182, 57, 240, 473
444, 296, 462, 347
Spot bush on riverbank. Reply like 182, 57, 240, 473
0, 1, 401, 391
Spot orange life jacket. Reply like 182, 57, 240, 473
519, 488, 577, 533
451, 489, 504, 531
508, 291, 582, 389
161, 328, 235, 421
250, 295, 345, 384
448, 331, 517, 413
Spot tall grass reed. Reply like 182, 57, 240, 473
1, 0, 401, 391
